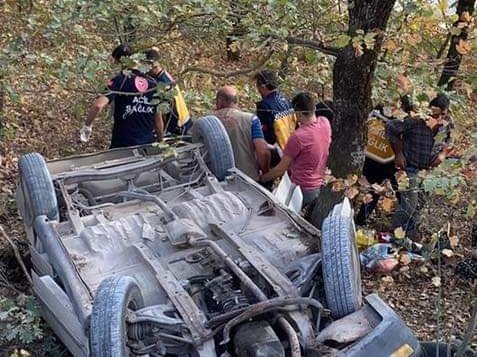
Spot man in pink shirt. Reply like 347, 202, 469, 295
260, 92, 332, 207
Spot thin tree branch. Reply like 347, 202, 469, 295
437, 33, 452, 59
162, 12, 216, 33
278, 44, 294, 79
180, 50, 274, 78
265, 34, 339, 57
113, 16, 124, 44
0, 224, 32, 286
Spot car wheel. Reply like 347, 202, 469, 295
18, 153, 58, 224
90, 276, 144, 357
321, 198, 362, 319
192, 115, 235, 181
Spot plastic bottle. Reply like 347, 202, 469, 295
80, 125, 92, 142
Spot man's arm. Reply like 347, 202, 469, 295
430, 115, 454, 167
250, 116, 270, 173
154, 112, 164, 142
85, 95, 110, 126
253, 138, 270, 173
260, 155, 292, 182
385, 119, 406, 169
256, 102, 276, 144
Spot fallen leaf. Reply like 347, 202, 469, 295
332, 179, 345, 192
396, 171, 410, 191
456, 39, 471, 55
441, 249, 454, 258
358, 175, 370, 187
448, 235, 459, 248
431, 276, 441, 287
345, 187, 360, 199
460, 11, 471, 22
381, 276, 394, 284
362, 193, 374, 204
380, 197, 395, 213
354, 43, 364, 57
345, 174, 359, 187
371, 183, 386, 194
394, 227, 406, 239
420, 266, 429, 274
410, 33, 422, 45
399, 265, 410, 275
397, 73, 413, 93
383, 39, 397, 53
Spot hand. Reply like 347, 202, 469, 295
259, 173, 269, 183
395, 152, 407, 170
430, 152, 446, 167
426, 117, 439, 130
79, 125, 92, 143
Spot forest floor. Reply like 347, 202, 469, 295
0, 49, 476, 354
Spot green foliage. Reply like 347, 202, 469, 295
422, 169, 465, 198
0, 295, 44, 345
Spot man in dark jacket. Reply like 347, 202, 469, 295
254, 70, 294, 149
385, 94, 452, 238
81, 45, 164, 148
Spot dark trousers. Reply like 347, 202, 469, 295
391, 167, 420, 239
355, 158, 397, 225
260, 147, 282, 191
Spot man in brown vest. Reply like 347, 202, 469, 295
212, 86, 270, 181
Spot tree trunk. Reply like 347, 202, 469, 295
331, 0, 396, 176
437, 0, 475, 88
226, 2, 245, 62
311, 0, 396, 228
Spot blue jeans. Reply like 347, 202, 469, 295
302, 187, 321, 208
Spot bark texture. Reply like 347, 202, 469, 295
331, 0, 396, 177
437, 0, 475, 88
311, 0, 396, 228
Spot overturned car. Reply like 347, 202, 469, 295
17, 116, 421, 356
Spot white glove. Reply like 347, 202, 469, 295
80, 125, 92, 142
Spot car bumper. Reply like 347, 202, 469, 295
326, 294, 422, 356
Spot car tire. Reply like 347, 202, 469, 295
18, 153, 58, 224
192, 115, 235, 181
90, 276, 144, 357
321, 198, 362, 319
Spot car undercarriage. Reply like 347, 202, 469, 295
16, 116, 422, 356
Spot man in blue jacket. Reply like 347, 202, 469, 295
81, 45, 164, 148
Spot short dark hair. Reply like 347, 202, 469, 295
292, 92, 316, 114
254, 70, 278, 90
111, 44, 133, 62
429, 94, 450, 110
400, 94, 414, 114
144, 48, 160, 61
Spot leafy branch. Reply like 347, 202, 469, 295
180, 50, 274, 78
265, 33, 340, 57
